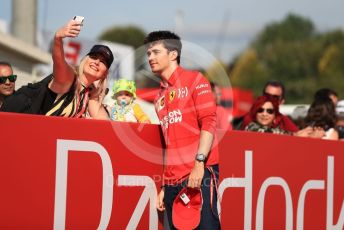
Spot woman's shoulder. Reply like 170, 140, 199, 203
324, 128, 339, 140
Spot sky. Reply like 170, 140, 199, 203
1, 0, 344, 63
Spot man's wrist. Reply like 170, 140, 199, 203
194, 161, 205, 168
195, 153, 207, 163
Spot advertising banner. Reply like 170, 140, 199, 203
0, 113, 343, 229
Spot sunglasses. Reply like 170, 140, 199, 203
0, 75, 17, 84
264, 92, 282, 101
257, 107, 274, 114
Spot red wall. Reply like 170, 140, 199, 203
0, 113, 343, 229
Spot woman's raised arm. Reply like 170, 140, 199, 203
50, 19, 83, 94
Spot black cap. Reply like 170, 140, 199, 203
87, 45, 114, 69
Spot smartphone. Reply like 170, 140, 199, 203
73, 15, 84, 25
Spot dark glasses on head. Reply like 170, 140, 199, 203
257, 108, 274, 114
0, 75, 17, 84
264, 92, 282, 101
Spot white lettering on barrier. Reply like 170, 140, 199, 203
217, 151, 344, 230
54, 139, 114, 230
327, 156, 344, 230
296, 180, 325, 230
256, 177, 293, 230
217, 150, 253, 230
117, 175, 158, 230
52, 141, 344, 230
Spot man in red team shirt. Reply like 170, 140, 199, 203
144, 31, 220, 229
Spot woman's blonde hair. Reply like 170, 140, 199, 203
75, 55, 108, 99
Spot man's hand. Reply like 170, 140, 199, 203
187, 162, 205, 188
156, 189, 165, 211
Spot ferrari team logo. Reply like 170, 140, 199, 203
169, 90, 176, 102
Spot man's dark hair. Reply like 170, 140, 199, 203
314, 88, 338, 101
209, 81, 216, 91
143, 31, 182, 64
262, 80, 285, 100
0, 61, 13, 69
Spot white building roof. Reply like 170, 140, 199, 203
0, 31, 51, 64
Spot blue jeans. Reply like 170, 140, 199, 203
163, 165, 221, 230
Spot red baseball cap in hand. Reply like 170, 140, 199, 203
172, 187, 203, 229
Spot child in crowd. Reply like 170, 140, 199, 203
109, 79, 150, 123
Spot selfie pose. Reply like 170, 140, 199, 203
1, 17, 112, 118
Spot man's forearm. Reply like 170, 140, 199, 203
197, 130, 214, 158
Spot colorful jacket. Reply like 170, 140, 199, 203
110, 102, 150, 123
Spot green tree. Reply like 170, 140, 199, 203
98, 25, 146, 49
253, 13, 315, 52
229, 13, 344, 103
230, 48, 269, 96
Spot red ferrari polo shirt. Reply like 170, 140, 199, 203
154, 66, 219, 185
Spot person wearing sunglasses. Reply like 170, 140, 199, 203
262, 80, 286, 105
0, 62, 16, 109
233, 80, 299, 132
241, 95, 292, 134
262, 80, 299, 133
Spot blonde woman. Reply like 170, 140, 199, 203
43, 18, 112, 118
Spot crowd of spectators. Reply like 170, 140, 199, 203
2, 57, 343, 141
232, 81, 343, 141
0, 19, 343, 141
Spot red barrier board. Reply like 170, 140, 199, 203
0, 113, 343, 229
0, 113, 164, 229
218, 131, 344, 230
